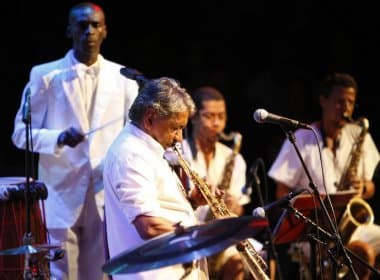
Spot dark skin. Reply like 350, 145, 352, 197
67, 3, 107, 65
58, 3, 107, 147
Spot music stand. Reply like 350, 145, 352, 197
273, 191, 357, 245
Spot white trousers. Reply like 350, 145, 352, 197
48, 185, 107, 280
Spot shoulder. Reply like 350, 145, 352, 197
101, 58, 139, 90
30, 57, 66, 77
216, 142, 246, 163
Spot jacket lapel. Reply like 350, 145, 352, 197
60, 52, 90, 132
89, 58, 113, 131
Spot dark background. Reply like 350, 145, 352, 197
1, 2, 380, 278
2, 1, 380, 209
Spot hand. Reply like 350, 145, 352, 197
223, 192, 243, 216
57, 127, 85, 148
351, 178, 375, 199
351, 178, 364, 191
188, 181, 224, 207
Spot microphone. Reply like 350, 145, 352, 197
120, 67, 148, 87
252, 188, 307, 218
253, 108, 311, 130
22, 88, 31, 124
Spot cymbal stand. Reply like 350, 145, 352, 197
281, 127, 359, 280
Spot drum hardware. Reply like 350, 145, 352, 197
1, 88, 53, 279
0, 178, 53, 280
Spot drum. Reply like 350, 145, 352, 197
0, 177, 48, 280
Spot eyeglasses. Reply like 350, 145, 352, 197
199, 112, 226, 121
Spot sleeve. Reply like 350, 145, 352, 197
12, 67, 63, 155
108, 151, 162, 224
362, 133, 380, 180
268, 138, 303, 189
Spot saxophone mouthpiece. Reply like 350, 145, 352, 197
342, 113, 354, 123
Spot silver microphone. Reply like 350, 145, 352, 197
254, 108, 311, 130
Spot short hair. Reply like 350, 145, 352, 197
129, 77, 195, 122
68, 2, 105, 23
191, 86, 225, 112
319, 72, 358, 97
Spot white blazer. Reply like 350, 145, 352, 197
12, 50, 138, 228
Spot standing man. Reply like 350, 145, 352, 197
268, 72, 380, 279
103, 77, 209, 280
12, 3, 138, 279
180, 86, 257, 280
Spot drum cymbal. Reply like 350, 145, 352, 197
0, 245, 48, 255
102, 215, 268, 275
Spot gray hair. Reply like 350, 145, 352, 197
129, 77, 196, 122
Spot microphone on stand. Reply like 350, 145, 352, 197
252, 188, 307, 218
22, 88, 31, 124
120, 67, 148, 88
253, 108, 311, 130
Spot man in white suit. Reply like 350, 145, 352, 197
12, 3, 138, 279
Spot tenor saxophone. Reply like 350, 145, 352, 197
336, 117, 376, 278
217, 131, 243, 191
173, 143, 270, 280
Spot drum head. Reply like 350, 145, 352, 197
0, 177, 29, 185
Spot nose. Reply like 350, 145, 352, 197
174, 130, 183, 143
84, 24, 95, 35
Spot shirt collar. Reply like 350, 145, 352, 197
68, 49, 101, 75
127, 122, 166, 158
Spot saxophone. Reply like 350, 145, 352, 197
336, 117, 369, 194
204, 132, 243, 222
336, 117, 376, 278
173, 143, 269, 280
218, 131, 243, 191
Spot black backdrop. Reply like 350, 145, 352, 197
2, 1, 380, 213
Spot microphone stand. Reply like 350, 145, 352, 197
22, 90, 37, 280
284, 203, 380, 279
281, 127, 359, 280
251, 158, 283, 280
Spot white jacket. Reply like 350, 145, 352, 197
12, 50, 138, 228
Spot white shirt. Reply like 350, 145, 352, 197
268, 122, 380, 194
104, 123, 207, 280
69, 51, 100, 120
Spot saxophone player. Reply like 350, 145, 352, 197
180, 86, 262, 280
268, 72, 380, 279
103, 78, 213, 280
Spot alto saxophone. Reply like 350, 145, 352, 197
173, 143, 269, 280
